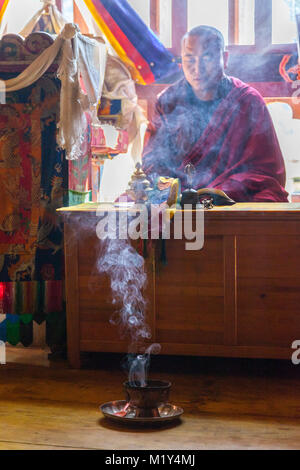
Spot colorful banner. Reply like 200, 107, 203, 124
0, 311, 65, 347
0, 0, 9, 24
0, 281, 63, 318
83, 0, 179, 84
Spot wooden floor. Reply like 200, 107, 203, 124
1, 348, 300, 450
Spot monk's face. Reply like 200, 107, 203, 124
182, 34, 228, 98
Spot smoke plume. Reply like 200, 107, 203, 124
96, 230, 160, 386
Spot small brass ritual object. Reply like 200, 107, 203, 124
126, 163, 153, 203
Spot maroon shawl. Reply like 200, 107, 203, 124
142, 77, 288, 202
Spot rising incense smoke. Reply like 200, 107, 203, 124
97, 233, 160, 386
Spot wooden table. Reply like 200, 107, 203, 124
58, 203, 300, 368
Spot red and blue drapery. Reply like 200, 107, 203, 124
83, 0, 179, 84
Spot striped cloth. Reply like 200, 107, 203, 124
0, 281, 63, 318
83, 0, 179, 84
0, 281, 65, 346
0, 0, 9, 23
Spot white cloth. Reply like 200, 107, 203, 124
0, 23, 107, 160
19, 0, 66, 37
98, 55, 148, 202
57, 25, 107, 159
103, 55, 147, 163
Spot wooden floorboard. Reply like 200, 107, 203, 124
0, 441, 87, 450
1, 349, 300, 450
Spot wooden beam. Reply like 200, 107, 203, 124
255, 0, 272, 49
150, 0, 160, 35
229, 0, 239, 45
172, 0, 187, 55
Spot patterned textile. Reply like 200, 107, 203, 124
32, 14, 57, 35
0, 76, 68, 347
68, 113, 92, 192
0, 104, 41, 256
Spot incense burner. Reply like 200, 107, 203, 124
124, 380, 171, 418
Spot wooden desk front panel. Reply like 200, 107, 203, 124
77, 232, 123, 345
77, 230, 155, 353
237, 235, 300, 347
155, 236, 224, 346
61, 205, 300, 366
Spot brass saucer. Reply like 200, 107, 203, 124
100, 400, 183, 424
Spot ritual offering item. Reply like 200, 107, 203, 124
124, 380, 171, 418
147, 176, 181, 207
100, 380, 183, 424
126, 163, 153, 203
197, 188, 236, 206
180, 163, 236, 208
180, 189, 199, 208
180, 163, 199, 208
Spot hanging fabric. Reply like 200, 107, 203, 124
82, 0, 179, 85
102, 54, 147, 163
19, 0, 66, 37
57, 25, 107, 159
0, 0, 9, 22
0, 0, 9, 37
0, 314, 6, 342
0, 23, 107, 160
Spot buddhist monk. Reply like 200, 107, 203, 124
142, 25, 288, 202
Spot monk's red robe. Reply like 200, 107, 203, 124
142, 76, 288, 202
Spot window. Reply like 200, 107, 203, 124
159, 0, 172, 47
127, 0, 151, 27
272, 0, 300, 44
267, 101, 300, 199
62, 0, 74, 22
187, 0, 229, 44
2, 0, 300, 53
123, 0, 256, 51
121, 0, 300, 53
238, 0, 255, 45
128, 0, 172, 48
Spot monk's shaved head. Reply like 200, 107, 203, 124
181, 25, 228, 100
181, 26, 225, 53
